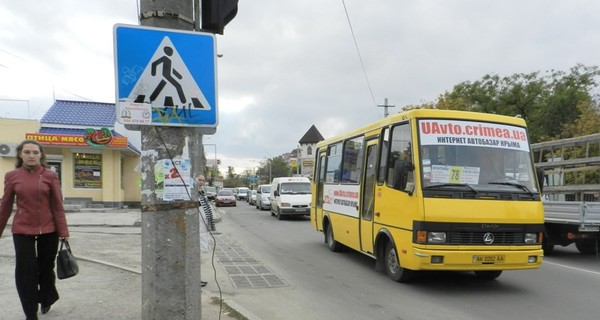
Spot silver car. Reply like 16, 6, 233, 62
248, 190, 257, 205
255, 184, 271, 210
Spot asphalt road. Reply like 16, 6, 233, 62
215, 201, 600, 320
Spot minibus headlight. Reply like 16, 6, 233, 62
427, 232, 447, 244
524, 233, 538, 244
281, 202, 291, 208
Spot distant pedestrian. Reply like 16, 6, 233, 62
195, 175, 214, 253
196, 175, 214, 287
0, 139, 70, 320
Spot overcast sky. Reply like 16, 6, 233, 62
1, 0, 598, 173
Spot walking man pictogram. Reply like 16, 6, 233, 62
149, 46, 187, 104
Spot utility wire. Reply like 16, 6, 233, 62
153, 126, 224, 319
341, 0, 379, 111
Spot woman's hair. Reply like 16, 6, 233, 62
15, 139, 48, 168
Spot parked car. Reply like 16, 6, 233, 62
215, 189, 236, 207
204, 186, 217, 200
248, 190, 257, 205
255, 184, 271, 210
236, 187, 249, 201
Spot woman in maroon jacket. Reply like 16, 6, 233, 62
0, 139, 70, 320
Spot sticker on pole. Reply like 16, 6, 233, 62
114, 24, 218, 128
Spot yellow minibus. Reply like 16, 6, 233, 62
311, 109, 544, 282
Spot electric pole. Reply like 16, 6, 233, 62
139, 1, 202, 319
134, 1, 238, 318
378, 97, 395, 118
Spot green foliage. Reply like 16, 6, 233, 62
223, 166, 243, 188
270, 156, 292, 178
423, 64, 600, 143
255, 156, 292, 184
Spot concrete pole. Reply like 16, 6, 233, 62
377, 97, 395, 118
139, 0, 203, 319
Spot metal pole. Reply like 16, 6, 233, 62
139, 0, 202, 319
297, 145, 301, 175
204, 144, 217, 171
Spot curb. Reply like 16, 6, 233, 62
222, 299, 264, 320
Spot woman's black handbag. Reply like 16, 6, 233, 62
56, 239, 79, 279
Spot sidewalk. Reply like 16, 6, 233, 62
0, 207, 253, 320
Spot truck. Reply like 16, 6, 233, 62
542, 202, 600, 254
532, 133, 600, 255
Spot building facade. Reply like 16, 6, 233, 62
297, 125, 324, 178
0, 100, 141, 208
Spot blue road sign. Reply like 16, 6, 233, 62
114, 24, 217, 128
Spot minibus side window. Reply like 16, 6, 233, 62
341, 136, 364, 184
326, 142, 343, 184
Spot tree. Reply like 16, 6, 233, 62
205, 166, 221, 186
562, 100, 600, 137
270, 156, 292, 178
430, 64, 600, 143
255, 156, 292, 184
223, 166, 242, 188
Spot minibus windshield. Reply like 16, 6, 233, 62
417, 119, 538, 193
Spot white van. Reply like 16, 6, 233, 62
270, 177, 312, 219
236, 187, 249, 200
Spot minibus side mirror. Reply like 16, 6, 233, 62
393, 160, 414, 191
274, 190, 279, 197
536, 167, 545, 194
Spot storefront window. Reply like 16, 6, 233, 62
48, 162, 62, 185
73, 153, 102, 188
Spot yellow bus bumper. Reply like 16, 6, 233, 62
407, 247, 543, 271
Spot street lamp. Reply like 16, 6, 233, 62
265, 158, 272, 183
296, 144, 301, 175
264, 152, 273, 183
203, 143, 218, 174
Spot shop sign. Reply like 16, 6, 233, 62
26, 131, 128, 148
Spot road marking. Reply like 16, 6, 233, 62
543, 260, 600, 276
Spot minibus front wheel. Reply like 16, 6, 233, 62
384, 242, 414, 282
474, 270, 502, 280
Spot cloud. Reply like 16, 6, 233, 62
1, 0, 599, 174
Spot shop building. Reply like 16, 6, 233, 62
0, 100, 141, 208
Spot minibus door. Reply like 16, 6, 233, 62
313, 151, 327, 230
360, 140, 378, 254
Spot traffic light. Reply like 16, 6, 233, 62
201, 0, 239, 35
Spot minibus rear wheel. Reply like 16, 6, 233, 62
384, 242, 414, 282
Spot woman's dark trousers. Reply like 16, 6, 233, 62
13, 233, 60, 319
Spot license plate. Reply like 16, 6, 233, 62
579, 226, 600, 232
295, 209, 307, 212
472, 255, 505, 264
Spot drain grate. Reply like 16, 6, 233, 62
215, 235, 288, 289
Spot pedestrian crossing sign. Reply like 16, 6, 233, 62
114, 24, 218, 129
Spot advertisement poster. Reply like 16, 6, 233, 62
419, 119, 529, 152
162, 158, 192, 201
73, 153, 102, 188
323, 184, 360, 218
